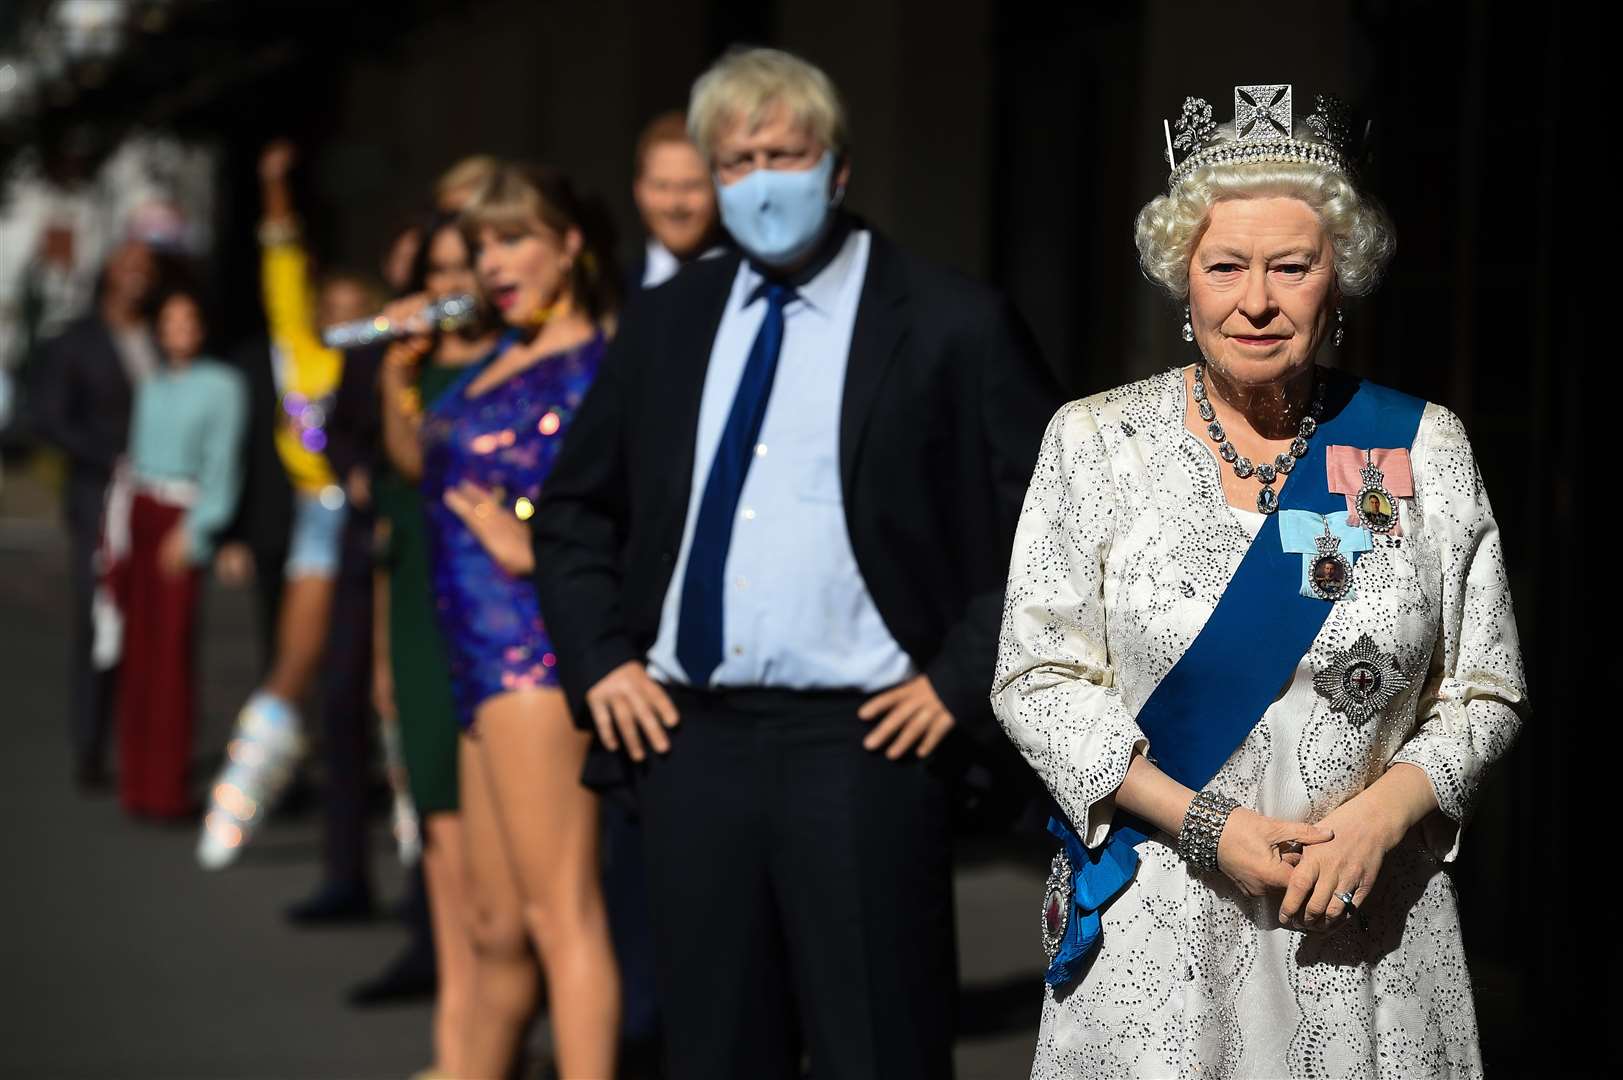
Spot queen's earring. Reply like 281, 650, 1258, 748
1333, 307, 1345, 347
1181, 306, 1195, 343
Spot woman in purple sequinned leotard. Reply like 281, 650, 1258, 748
421, 331, 602, 723
416, 163, 620, 1078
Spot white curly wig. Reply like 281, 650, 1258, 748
1134, 161, 1395, 299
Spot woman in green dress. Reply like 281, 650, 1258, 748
375, 211, 497, 1080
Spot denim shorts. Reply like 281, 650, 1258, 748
284, 487, 347, 578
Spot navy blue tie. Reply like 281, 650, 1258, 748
675, 281, 794, 685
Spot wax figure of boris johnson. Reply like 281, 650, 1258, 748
532, 47, 1063, 1080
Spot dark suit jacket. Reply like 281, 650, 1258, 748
30, 316, 135, 530
325, 343, 385, 490
532, 226, 1063, 741
220, 337, 294, 556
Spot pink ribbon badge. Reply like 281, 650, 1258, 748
1326, 445, 1413, 535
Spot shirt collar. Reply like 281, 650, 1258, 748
644, 239, 731, 289
737, 221, 864, 317
642, 239, 680, 289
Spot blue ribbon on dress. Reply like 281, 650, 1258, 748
1044, 373, 1426, 987
1279, 508, 1373, 599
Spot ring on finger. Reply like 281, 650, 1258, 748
1335, 890, 1356, 909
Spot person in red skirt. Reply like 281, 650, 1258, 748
108, 288, 247, 818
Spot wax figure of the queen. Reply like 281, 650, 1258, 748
992, 85, 1526, 1078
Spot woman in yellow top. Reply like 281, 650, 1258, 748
198, 140, 378, 869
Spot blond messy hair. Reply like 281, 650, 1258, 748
1134, 161, 1396, 299
435, 155, 500, 211
687, 47, 848, 165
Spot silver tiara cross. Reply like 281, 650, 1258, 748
1165, 84, 1353, 188
1236, 85, 1292, 140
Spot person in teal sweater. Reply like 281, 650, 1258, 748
111, 287, 246, 817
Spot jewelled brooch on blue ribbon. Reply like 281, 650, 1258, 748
1041, 848, 1072, 964
1040, 815, 1137, 986
1278, 508, 1373, 601
1307, 519, 1352, 600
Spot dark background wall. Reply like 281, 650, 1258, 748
18, 0, 1599, 1071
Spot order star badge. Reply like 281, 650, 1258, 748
1314, 633, 1410, 725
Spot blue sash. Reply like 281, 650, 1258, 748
1045, 374, 1426, 986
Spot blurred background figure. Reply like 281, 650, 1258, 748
284, 269, 391, 924
197, 140, 378, 870
30, 239, 157, 791
106, 286, 245, 819
629, 111, 726, 293
417, 162, 621, 1079
0, 136, 116, 404
2, 131, 216, 460
380, 219, 424, 297
374, 204, 498, 1079
284, 219, 438, 929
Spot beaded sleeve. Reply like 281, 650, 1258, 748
1390, 405, 1527, 861
991, 401, 1150, 848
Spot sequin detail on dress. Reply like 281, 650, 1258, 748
421, 334, 605, 728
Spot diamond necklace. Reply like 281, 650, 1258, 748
1192, 363, 1324, 514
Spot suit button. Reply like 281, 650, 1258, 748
660, 550, 674, 565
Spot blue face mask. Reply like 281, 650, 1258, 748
716, 151, 839, 268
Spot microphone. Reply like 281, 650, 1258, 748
321, 294, 479, 350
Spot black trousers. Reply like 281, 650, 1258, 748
316, 513, 374, 890
246, 543, 288, 680
67, 505, 115, 774
637, 686, 957, 1080
602, 797, 660, 1041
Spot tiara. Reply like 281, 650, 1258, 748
1164, 85, 1354, 188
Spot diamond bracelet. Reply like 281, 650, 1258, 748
1178, 790, 1240, 874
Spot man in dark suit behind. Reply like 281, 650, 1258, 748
533, 47, 1063, 1080
31, 240, 158, 789
626, 110, 728, 295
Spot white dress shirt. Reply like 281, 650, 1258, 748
641, 239, 727, 290
646, 228, 916, 691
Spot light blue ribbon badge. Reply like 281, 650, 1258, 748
1278, 508, 1372, 600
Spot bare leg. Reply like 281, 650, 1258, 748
477, 689, 619, 1078
261, 573, 335, 703
459, 735, 540, 1078
422, 812, 476, 1078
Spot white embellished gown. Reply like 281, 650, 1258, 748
991, 368, 1525, 1079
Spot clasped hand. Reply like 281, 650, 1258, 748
1274, 799, 1404, 932
1214, 806, 1332, 899
1216, 799, 1401, 932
